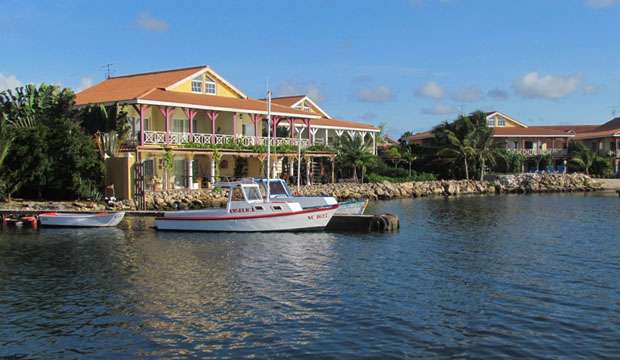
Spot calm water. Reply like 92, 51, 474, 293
1, 193, 619, 359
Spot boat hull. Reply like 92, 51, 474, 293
155, 205, 338, 232
39, 212, 125, 227
335, 199, 369, 215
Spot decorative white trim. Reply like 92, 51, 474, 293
335, 130, 344, 137
290, 96, 332, 119
135, 99, 320, 119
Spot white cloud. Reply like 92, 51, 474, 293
487, 88, 510, 100
513, 72, 581, 100
582, 84, 601, 95
275, 80, 326, 103
0, 73, 23, 92
415, 81, 444, 99
452, 86, 483, 102
136, 12, 169, 32
356, 85, 394, 103
422, 103, 456, 115
584, 0, 619, 8
77, 77, 94, 91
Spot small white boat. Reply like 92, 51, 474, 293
156, 182, 338, 232
38, 212, 125, 227
257, 179, 367, 215
335, 199, 369, 215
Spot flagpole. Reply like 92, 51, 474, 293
266, 90, 272, 201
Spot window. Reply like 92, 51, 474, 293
172, 118, 189, 133
191, 75, 203, 93
269, 181, 289, 196
143, 159, 154, 177
205, 80, 216, 95
487, 118, 495, 127
272, 205, 283, 211
243, 186, 263, 201
497, 118, 506, 127
254, 206, 264, 211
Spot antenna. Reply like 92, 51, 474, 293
101, 63, 115, 79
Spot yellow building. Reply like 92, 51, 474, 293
76, 65, 380, 200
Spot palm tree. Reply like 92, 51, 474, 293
400, 143, 417, 177
437, 124, 476, 180
337, 134, 374, 182
570, 142, 596, 175
473, 125, 500, 181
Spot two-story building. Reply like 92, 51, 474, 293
75, 65, 380, 199
408, 111, 575, 171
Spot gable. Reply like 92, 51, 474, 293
291, 96, 331, 119
167, 68, 245, 99
486, 112, 527, 128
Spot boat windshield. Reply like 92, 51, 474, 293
243, 185, 263, 202
269, 181, 290, 196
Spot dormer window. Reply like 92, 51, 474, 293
497, 118, 506, 127
191, 74, 217, 95
191, 75, 203, 93
487, 117, 495, 127
205, 78, 216, 95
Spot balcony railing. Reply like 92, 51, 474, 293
507, 148, 568, 156
143, 131, 310, 148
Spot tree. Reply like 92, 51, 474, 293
400, 143, 417, 177
0, 84, 103, 200
79, 104, 129, 138
570, 142, 596, 175
337, 133, 376, 182
472, 123, 500, 181
436, 120, 476, 180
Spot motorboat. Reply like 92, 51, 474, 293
155, 182, 339, 232
257, 178, 367, 215
38, 212, 125, 227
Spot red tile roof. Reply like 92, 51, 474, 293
75, 66, 207, 105
493, 127, 573, 137
289, 117, 379, 131
270, 95, 305, 107
140, 89, 314, 117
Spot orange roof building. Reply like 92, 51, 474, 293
406, 111, 620, 174
76, 65, 381, 199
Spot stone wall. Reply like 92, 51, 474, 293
296, 173, 602, 200
139, 173, 602, 209
0, 174, 603, 212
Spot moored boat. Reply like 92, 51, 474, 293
257, 178, 367, 215
38, 212, 125, 227
156, 182, 338, 232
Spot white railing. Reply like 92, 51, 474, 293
507, 148, 568, 156
143, 131, 311, 148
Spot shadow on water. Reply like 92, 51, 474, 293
1, 193, 620, 358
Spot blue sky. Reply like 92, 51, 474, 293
1, 0, 620, 136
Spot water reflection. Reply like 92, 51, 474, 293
1, 193, 620, 358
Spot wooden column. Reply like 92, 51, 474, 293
206, 111, 219, 142
158, 106, 175, 143
250, 113, 262, 139
232, 113, 238, 136
182, 108, 197, 136
132, 104, 150, 146
331, 157, 336, 183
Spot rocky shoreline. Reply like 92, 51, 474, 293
0, 174, 604, 212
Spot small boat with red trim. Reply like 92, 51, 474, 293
155, 182, 339, 232
38, 212, 125, 227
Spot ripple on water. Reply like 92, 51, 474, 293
1, 193, 620, 358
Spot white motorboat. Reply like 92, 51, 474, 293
334, 199, 369, 215
38, 212, 125, 227
257, 179, 367, 215
156, 182, 339, 232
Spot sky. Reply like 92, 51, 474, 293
1, 0, 620, 136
